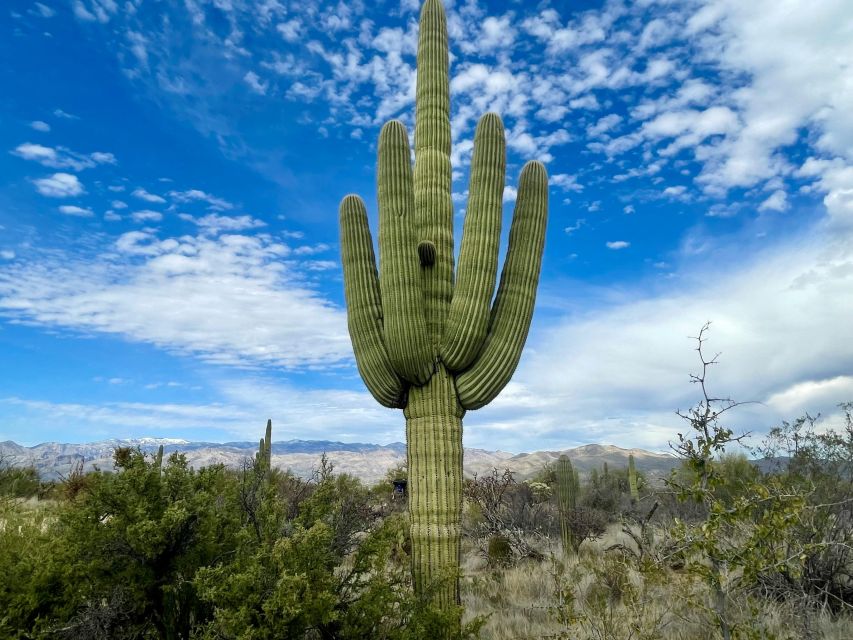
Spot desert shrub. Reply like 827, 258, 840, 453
463, 468, 551, 564
562, 507, 608, 555
753, 406, 853, 613
487, 535, 513, 568
580, 466, 633, 519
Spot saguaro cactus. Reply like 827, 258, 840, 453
154, 444, 164, 472
628, 453, 639, 503
257, 419, 273, 470
339, 0, 548, 606
555, 455, 579, 555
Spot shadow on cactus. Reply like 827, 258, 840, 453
339, 0, 548, 609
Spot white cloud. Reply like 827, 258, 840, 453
53, 109, 78, 119
502, 185, 517, 202
758, 190, 788, 212
0, 230, 350, 369
551, 173, 583, 192
104, 211, 122, 221
34, 173, 84, 197
178, 213, 266, 233
169, 189, 233, 211
132, 187, 165, 203
72, 0, 117, 24
0, 251, 15, 260
662, 185, 688, 198
90, 151, 116, 164
277, 19, 302, 42
564, 219, 585, 235
479, 15, 515, 52
11, 143, 115, 171
606, 240, 630, 250
797, 157, 853, 225
59, 205, 94, 217
243, 71, 268, 95
587, 114, 622, 138
111, 200, 127, 209
131, 209, 163, 223
689, 0, 853, 195
29, 120, 51, 132
33, 3, 55, 18
465, 227, 853, 451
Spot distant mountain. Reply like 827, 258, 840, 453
0, 438, 678, 485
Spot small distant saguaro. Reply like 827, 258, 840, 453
339, 0, 548, 608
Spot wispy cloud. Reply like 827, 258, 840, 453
169, 189, 233, 211
12, 143, 116, 171
131, 187, 166, 203
59, 205, 94, 217
0, 229, 351, 369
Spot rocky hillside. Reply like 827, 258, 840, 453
0, 439, 679, 485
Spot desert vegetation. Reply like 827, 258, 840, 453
2, 350, 852, 639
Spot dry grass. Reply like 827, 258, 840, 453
461, 524, 853, 640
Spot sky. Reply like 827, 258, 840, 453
1, 0, 852, 452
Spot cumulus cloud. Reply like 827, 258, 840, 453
59, 205, 94, 217
243, 71, 268, 95
131, 209, 163, 222
758, 190, 788, 213
34, 173, 84, 197
29, 120, 51, 132
131, 187, 166, 203
606, 240, 630, 250
178, 213, 266, 233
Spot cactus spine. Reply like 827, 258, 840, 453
555, 455, 579, 555
628, 453, 639, 503
339, 0, 548, 606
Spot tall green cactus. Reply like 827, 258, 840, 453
154, 444, 164, 472
257, 419, 273, 470
628, 453, 639, 504
555, 455, 579, 555
339, 0, 548, 606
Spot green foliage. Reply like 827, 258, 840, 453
487, 535, 513, 568
0, 463, 40, 498
666, 324, 813, 640
0, 446, 484, 638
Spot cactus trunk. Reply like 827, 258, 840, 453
405, 364, 463, 605
628, 454, 639, 504
339, 0, 547, 608
556, 455, 578, 555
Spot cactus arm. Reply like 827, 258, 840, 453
377, 121, 434, 385
413, 0, 454, 342
456, 160, 548, 410
439, 113, 505, 371
340, 195, 407, 407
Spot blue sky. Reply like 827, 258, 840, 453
1, 0, 852, 451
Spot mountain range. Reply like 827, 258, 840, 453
0, 438, 680, 485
